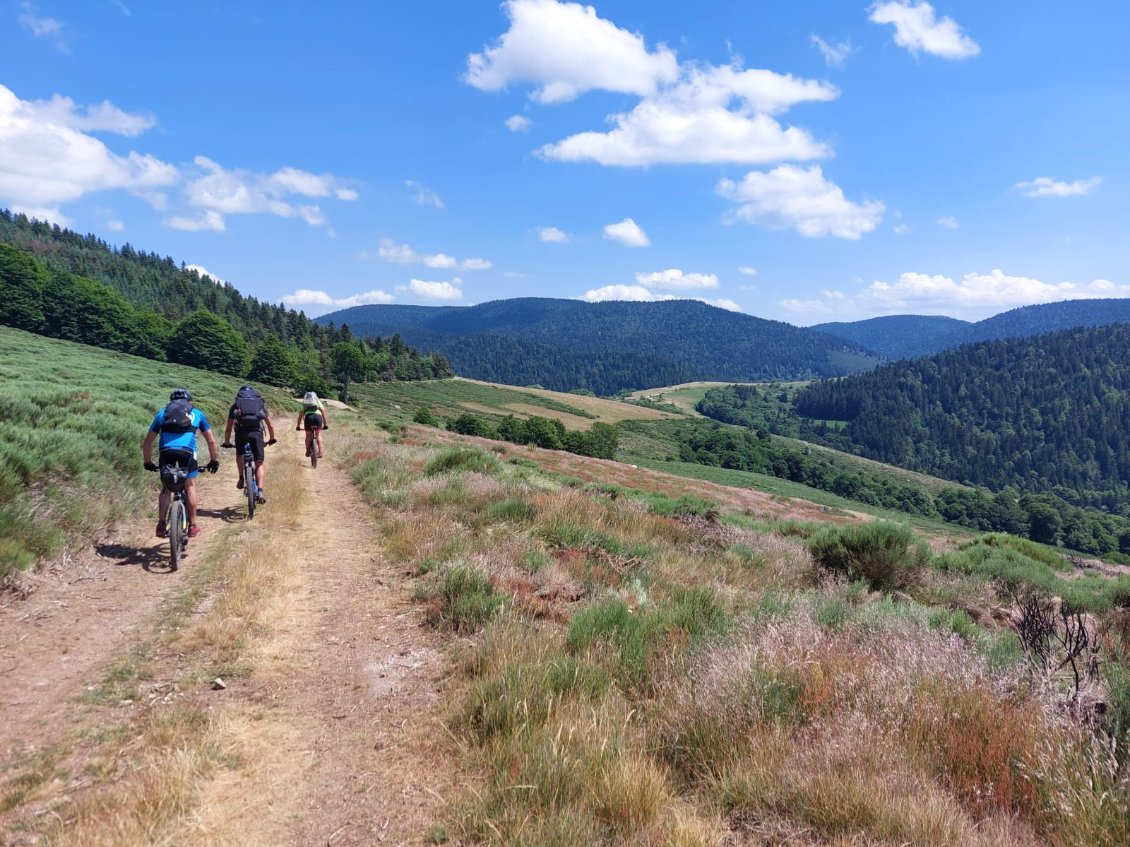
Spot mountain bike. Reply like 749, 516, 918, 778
222, 439, 271, 519
298, 422, 327, 468
149, 462, 190, 570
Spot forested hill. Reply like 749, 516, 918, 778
813, 299, 1130, 360
794, 324, 1130, 513
0, 211, 452, 390
318, 298, 880, 394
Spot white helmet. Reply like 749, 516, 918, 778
303, 391, 318, 404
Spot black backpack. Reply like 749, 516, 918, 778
161, 399, 194, 434
233, 388, 265, 429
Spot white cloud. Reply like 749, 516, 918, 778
505, 114, 532, 132
165, 211, 226, 232
184, 264, 227, 285
869, 1, 980, 60
635, 269, 718, 291
893, 223, 910, 234
810, 34, 853, 67
374, 238, 491, 270
537, 226, 571, 243
937, 215, 959, 229
465, 0, 679, 104
1014, 176, 1101, 198
582, 284, 671, 303
402, 279, 464, 301
717, 165, 884, 240
0, 84, 177, 216
738, 266, 758, 276
107, 218, 125, 232
406, 179, 444, 208
581, 285, 741, 312
538, 64, 835, 166
181, 156, 355, 230
281, 288, 395, 315
603, 218, 650, 247
18, 2, 66, 50
704, 298, 742, 312
780, 269, 1130, 322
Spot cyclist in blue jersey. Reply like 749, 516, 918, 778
141, 389, 220, 539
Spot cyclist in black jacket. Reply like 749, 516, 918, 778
221, 385, 277, 503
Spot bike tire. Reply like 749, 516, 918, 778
168, 498, 184, 571
245, 457, 256, 519
311, 447, 317, 469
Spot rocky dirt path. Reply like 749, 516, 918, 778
1, 430, 457, 845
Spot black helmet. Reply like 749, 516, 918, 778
170, 388, 192, 401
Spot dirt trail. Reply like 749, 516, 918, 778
1, 429, 455, 845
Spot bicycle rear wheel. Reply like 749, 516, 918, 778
167, 498, 184, 571
244, 456, 256, 519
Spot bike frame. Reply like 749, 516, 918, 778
162, 465, 191, 570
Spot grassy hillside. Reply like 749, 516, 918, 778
338, 424, 1130, 844
0, 326, 299, 582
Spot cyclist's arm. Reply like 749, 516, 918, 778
223, 416, 234, 443
320, 402, 328, 426
202, 428, 220, 462
141, 430, 158, 465
295, 410, 303, 429
264, 413, 276, 440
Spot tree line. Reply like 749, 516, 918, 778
0, 219, 452, 393
435, 410, 619, 461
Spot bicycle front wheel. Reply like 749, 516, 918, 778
245, 457, 256, 519
167, 499, 184, 571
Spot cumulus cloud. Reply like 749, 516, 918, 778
165, 211, 225, 232
280, 288, 395, 315
1014, 176, 1101, 198
406, 179, 444, 208
810, 34, 854, 67
581, 284, 741, 312
184, 264, 228, 285
538, 64, 836, 166
717, 165, 884, 239
537, 226, 570, 243
505, 114, 532, 132
603, 218, 650, 247
582, 284, 671, 303
470, 1, 838, 168
869, 1, 980, 59
780, 269, 1130, 322
0, 84, 177, 220
179, 156, 356, 230
373, 238, 491, 270
400, 278, 464, 301
937, 215, 959, 229
635, 269, 718, 290
465, 0, 679, 103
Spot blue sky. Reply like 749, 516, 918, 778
1, 0, 1126, 324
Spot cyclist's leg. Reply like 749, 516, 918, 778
158, 486, 171, 522
315, 426, 324, 457
185, 477, 198, 525
247, 432, 266, 491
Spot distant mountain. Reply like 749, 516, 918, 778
318, 298, 881, 394
814, 299, 1130, 360
810, 315, 971, 359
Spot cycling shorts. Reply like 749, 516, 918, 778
235, 429, 265, 462
158, 448, 199, 486
303, 411, 324, 430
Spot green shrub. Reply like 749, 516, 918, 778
429, 566, 504, 632
413, 407, 440, 426
487, 497, 537, 524
424, 447, 500, 477
807, 522, 930, 591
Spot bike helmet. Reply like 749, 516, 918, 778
170, 388, 192, 401
303, 391, 319, 404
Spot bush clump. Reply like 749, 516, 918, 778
807, 521, 929, 591
424, 447, 500, 477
